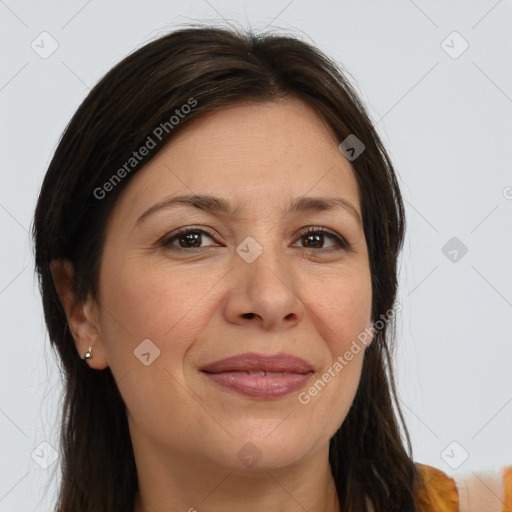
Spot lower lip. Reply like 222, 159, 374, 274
202, 371, 313, 399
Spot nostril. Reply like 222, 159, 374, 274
242, 313, 255, 319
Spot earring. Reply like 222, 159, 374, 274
84, 346, 93, 360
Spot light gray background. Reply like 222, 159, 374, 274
1, 1, 511, 510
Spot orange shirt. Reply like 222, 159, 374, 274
415, 463, 512, 512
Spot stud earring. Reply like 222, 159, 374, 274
84, 346, 93, 360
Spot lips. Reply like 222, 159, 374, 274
200, 352, 314, 399
199, 352, 314, 374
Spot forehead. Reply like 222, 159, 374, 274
110, 97, 361, 225
165, 97, 342, 167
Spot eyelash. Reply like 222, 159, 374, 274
160, 226, 349, 252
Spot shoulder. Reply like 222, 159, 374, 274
414, 463, 512, 512
415, 463, 459, 512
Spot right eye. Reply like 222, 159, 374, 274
160, 227, 219, 250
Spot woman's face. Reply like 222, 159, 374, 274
87, 97, 373, 472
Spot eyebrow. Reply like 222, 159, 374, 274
136, 193, 362, 225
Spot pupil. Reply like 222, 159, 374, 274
305, 234, 322, 248
182, 232, 200, 247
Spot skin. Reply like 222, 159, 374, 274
458, 471, 506, 512
51, 97, 375, 512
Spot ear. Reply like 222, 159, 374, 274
50, 259, 109, 370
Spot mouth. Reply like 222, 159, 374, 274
200, 352, 314, 400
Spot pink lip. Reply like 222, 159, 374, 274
200, 352, 314, 400
200, 352, 314, 374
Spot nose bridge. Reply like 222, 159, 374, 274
236, 231, 287, 288
228, 230, 303, 328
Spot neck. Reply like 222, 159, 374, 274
131, 436, 340, 512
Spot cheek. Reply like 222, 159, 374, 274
296, 266, 372, 421
97, 253, 225, 371
305, 267, 373, 355
95, 257, 221, 435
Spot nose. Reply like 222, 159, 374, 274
223, 240, 305, 331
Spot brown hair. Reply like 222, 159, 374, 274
33, 24, 424, 511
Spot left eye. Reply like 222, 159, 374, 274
295, 227, 348, 250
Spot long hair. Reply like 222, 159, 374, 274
32, 24, 424, 511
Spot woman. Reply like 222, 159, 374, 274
32, 25, 511, 512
